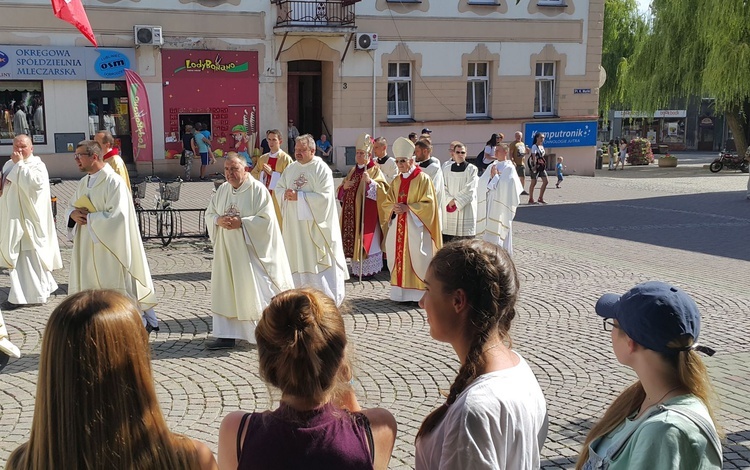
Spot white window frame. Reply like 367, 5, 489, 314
534, 62, 556, 116
387, 62, 412, 119
466, 62, 489, 118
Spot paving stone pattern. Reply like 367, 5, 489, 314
1, 163, 749, 469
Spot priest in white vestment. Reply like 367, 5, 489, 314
476, 143, 523, 256
441, 142, 479, 243
0, 309, 21, 370
205, 153, 294, 350
383, 137, 442, 303
66, 140, 159, 330
250, 129, 294, 224
95, 130, 131, 190
276, 134, 349, 306
414, 138, 445, 230
373, 136, 399, 183
0, 135, 62, 308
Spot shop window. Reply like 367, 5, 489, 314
534, 62, 556, 116
466, 62, 489, 118
660, 118, 685, 145
0, 81, 46, 145
387, 62, 412, 119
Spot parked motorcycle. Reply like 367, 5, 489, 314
710, 150, 749, 173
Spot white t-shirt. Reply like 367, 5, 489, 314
483, 145, 496, 164
415, 352, 548, 470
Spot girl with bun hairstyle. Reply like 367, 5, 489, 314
218, 288, 397, 470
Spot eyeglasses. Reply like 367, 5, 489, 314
603, 319, 620, 332
395, 158, 410, 164
74, 153, 91, 159
455, 151, 467, 154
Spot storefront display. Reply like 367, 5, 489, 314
0, 81, 44, 144
615, 110, 687, 150
161, 50, 259, 161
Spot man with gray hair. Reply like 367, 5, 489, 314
276, 134, 349, 306
0, 134, 62, 309
205, 152, 294, 349
509, 131, 529, 195
67, 140, 159, 332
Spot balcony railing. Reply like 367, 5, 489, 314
275, 1, 356, 28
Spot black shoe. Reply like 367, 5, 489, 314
145, 323, 160, 334
521, 190, 529, 195
0, 301, 22, 311
206, 338, 236, 350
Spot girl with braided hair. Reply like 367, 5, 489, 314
217, 288, 397, 470
415, 239, 548, 469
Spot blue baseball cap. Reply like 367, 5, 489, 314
595, 281, 702, 355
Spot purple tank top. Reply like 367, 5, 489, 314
237, 402, 374, 470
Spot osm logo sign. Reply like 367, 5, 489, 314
94, 50, 130, 79
0, 51, 9, 69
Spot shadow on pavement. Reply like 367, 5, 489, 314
515, 191, 750, 262
151, 272, 211, 282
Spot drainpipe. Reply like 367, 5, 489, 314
371, 50, 376, 137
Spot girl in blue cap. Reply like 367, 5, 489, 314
576, 281, 722, 469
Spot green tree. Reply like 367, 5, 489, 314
618, 0, 750, 155
599, 0, 647, 115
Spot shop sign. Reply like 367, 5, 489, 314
523, 121, 598, 148
614, 110, 687, 118
94, 50, 131, 79
174, 54, 249, 74
0, 45, 135, 80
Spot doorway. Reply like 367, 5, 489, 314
288, 60, 323, 141
87, 81, 133, 163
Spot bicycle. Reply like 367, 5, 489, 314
154, 176, 182, 246
130, 176, 182, 246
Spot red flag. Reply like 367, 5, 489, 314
51, 0, 97, 47
125, 69, 154, 163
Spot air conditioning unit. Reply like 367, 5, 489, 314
355, 33, 378, 51
134, 26, 164, 46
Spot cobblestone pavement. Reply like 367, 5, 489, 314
1, 161, 749, 468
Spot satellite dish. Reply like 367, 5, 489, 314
599, 65, 607, 88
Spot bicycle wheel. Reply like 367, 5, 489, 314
157, 209, 175, 246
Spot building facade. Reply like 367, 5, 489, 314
0, 0, 604, 178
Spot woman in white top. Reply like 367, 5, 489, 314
415, 239, 548, 470
482, 133, 502, 169
441, 142, 478, 243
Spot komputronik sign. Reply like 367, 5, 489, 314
523, 121, 598, 148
